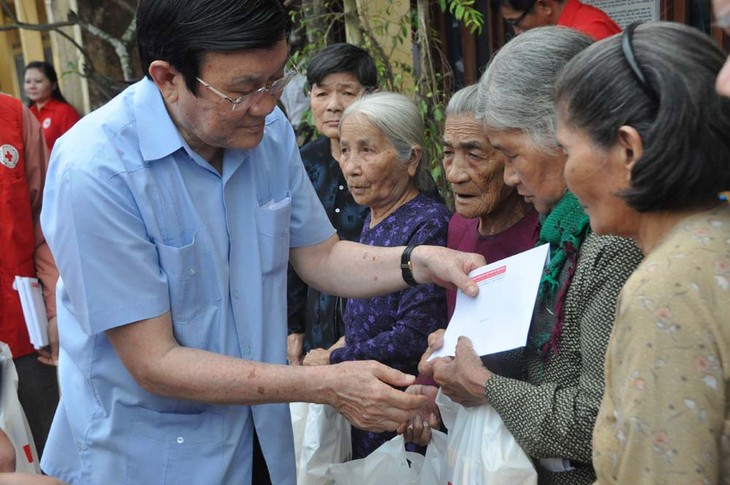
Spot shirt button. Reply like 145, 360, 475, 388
188, 267, 196, 276
334, 208, 341, 213
244, 345, 251, 355
233, 290, 240, 298
339, 185, 344, 190
177, 436, 184, 444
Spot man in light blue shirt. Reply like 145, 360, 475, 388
39, 1, 484, 483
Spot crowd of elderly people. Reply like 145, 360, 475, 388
298, 20, 730, 485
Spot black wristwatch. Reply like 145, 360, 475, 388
400, 243, 419, 287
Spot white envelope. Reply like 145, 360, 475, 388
431, 244, 549, 359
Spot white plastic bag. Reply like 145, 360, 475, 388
297, 403, 352, 485
290, 401, 310, 466
436, 390, 536, 485
327, 434, 423, 485
419, 429, 448, 485
0, 342, 40, 473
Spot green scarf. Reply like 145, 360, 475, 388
530, 191, 590, 359
537, 191, 590, 299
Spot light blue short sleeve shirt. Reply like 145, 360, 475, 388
40, 78, 334, 484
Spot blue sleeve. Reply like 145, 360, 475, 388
41, 155, 169, 335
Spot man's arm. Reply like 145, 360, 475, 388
290, 235, 484, 299
106, 311, 427, 432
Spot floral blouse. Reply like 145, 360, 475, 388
593, 204, 730, 484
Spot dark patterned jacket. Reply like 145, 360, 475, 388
485, 233, 643, 485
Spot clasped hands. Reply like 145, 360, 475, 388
397, 329, 493, 445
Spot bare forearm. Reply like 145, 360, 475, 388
140, 345, 336, 405
297, 240, 408, 298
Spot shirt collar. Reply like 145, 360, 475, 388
134, 77, 185, 162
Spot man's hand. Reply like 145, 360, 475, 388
432, 336, 491, 407
397, 384, 441, 445
287, 333, 304, 366
327, 361, 426, 432
37, 315, 58, 366
411, 246, 485, 296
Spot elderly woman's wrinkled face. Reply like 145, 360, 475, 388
487, 129, 567, 215
556, 118, 639, 237
310, 72, 364, 140
339, 114, 416, 212
443, 114, 512, 219
714, 0, 730, 96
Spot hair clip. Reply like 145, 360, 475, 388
621, 22, 659, 104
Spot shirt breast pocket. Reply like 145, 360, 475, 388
255, 195, 291, 275
155, 228, 221, 325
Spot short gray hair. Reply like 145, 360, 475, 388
446, 84, 480, 117
477, 26, 593, 153
341, 91, 434, 192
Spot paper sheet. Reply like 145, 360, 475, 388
430, 244, 549, 359
12, 276, 49, 349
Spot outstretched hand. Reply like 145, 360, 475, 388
432, 336, 492, 407
327, 360, 427, 432
411, 246, 484, 296
397, 384, 441, 446
418, 328, 447, 377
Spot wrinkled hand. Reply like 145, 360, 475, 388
397, 384, 440, 445
328, 360, 427, 433
302, 347, 331, 366
287, 333, 304, 366
411, 246, 485, 296
329, 336, 346, 351
418, 329, 446, 377
37, 316, 58, 366
432, 336, 491, 407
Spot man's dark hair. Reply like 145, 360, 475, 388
305, 43, 378, 91
555, 21, 730, 212
137, 0, 291, 95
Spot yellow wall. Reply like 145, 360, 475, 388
352, 0, 414, 90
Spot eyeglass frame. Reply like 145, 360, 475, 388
504, 0, 538, 28
196, 61, 299, 111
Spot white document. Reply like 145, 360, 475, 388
430, 244, 549, 359
12, 276, 49, 349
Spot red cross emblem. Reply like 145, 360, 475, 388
0, 144, 19, 169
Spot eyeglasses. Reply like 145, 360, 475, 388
505, 0, 538, 28
196, 61, 299, 111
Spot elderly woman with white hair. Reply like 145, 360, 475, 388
303, 91, 450, 459
419, 27, 643, 484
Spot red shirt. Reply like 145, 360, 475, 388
29, 97, 81, 151
557, 0, 621, 40
446, 210, 540, 317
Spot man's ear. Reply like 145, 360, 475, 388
148, 61, 181, 104
617, 125, 644, 181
